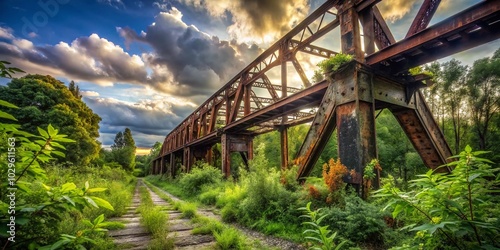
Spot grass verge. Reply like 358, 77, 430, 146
144, 180, 269, 250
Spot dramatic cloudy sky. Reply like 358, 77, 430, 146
0, 0, 498, 154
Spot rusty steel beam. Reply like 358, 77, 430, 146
291, 56, 311, 88
336, 101, 377, 189
390, 91, 452, 170
367, 0, 500, 70
291, 40, 338, 58
295, 79, 338, 179
224, 80, 329, 133
339, 1, 363, 59
280, 127, 289, 170
252, 80, 302, 95
355, 0, 381, 12
373, 6, 396, 50
406, 0, 441, 38
229, 80, 245, 122
360, 6, 375, 55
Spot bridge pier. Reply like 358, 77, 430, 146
170, 153, 176, 178
160, 156, 165, 175
183, 147, 193, 173
296, 61, 452, 196
280, 126, 289, 171
221, 134, 253, 178
296, 62, 378, 195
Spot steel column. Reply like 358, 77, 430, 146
170, 153, 175, 178
339, 1, 363, 59
280, 127, 289, 171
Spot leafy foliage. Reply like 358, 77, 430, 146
299, 202, 347, 250
322, 194, 397, 248
0, 61, 24, 78
213, 227, 246, 250
0, 98, 115, 249
317, 54, 353, 74
322, 159, 348, 193
0, 75, 102, 165
376, 146, 500, 249
109, 128, 137, 171
40, 214, 111, 250
178, 161, 223, 196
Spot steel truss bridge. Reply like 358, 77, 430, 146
152, 0, 500, 193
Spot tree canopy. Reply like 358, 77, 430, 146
0, 74, 102, 165
110, 127, 137, 171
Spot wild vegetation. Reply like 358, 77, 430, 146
0, 65, 137, 249
0, 47, 499, 249
144, 50, 500, 249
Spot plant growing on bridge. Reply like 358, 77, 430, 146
317, 54, 353, 74
375, 145, 500, 249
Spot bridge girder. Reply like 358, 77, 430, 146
152, 0, 500, 196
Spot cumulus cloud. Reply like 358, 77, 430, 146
84, 95, 196, 147
117, 7, 258, 97
377, 0, 418, 23
0, 27, 14, 40
81, 90, 100, 97
1, 7, 260, 101
180, 0, 310, 43
0, 33, 149, 86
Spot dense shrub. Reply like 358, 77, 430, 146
322, 193, 397, 248
216, 184, 246, 209
199, 188, 220, 205
236, 144, 303, 226
376, 146, 500, 249
178, 162, 223, 196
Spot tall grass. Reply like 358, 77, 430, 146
26, 165, 136, 248
137, 185, 174, 250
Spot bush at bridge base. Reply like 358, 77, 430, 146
150, 144, 500, 248
178, 161, 223, 196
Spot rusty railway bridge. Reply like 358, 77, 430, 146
152, 0, 500, 190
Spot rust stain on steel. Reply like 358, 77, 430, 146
153, 0, 498, 180
406, 0, 441, 38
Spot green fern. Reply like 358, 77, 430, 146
299, 202, 347, 250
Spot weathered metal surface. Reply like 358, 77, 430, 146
406, 0, 441, 38
153, 0, 500, 185
291, 40, 338, 58
291, 56, 311, 88
373, 6, 395, 49
221, 134, 253, 178
280, 127, 289, 170
296, 62, 377, 192
367, 0, 500, 71
336, 101, 377, 187
390, 91, 452, 170
339, 1, 363, 59
296, 78, 339, 179
224, 80, 329, 133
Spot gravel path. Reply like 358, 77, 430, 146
110, 180, 216, 249
150, 182, 306, 250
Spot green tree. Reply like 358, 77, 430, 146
68, 80, 82, 99
0, 74, 101, 165
110, 128, 136, 171
439, 59, 469, 154
467, 49, 500, 151
112, 131, 124, 149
